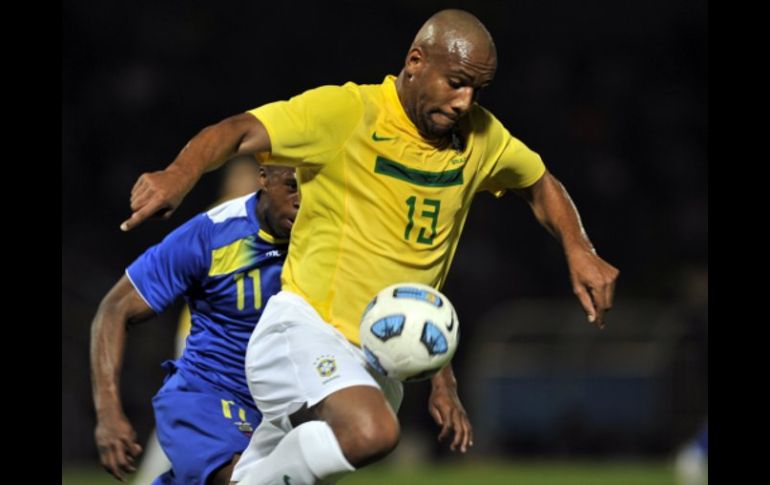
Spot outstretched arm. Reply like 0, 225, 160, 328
513, 170, 620, 328
428, 364, 474, 453
90, 275, 156, 481
121, 113, 270, 231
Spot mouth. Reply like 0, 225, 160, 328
430, 111, 458, 128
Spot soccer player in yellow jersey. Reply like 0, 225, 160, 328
121, 9, 619, 484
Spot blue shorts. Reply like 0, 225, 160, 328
151, 363, 262, 485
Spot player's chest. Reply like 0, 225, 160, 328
344, 127, 480, 207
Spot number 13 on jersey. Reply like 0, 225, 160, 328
404, 196, 441, 245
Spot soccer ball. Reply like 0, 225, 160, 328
359, 282, 459, 382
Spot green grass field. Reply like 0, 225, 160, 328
63, 460, 683, 485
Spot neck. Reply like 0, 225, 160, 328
394, 72, 452, 149
255, 191, 275, 238
394, 71, 414, 124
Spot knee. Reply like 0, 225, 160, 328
336, 411, 400, 467
316, 386, 401, 467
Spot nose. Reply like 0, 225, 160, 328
450, 87, 473, 115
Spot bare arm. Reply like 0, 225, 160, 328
90, 275, 156, 481
513, 170, 620, 328
121, 113, 271, 231
428, 364, 473, 453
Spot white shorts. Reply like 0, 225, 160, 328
232, 291, 403, 481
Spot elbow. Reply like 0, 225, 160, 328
95, 294, 129, 327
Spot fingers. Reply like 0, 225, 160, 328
606, 268, 619, 307
99, 440, 140, 481
591, 290, 606, 329
121, 198, 170, 232
119, 437, 141, 474
99, 446, 119, 481
130, 184, 153, 212
113, 440, 130, 477
429, 403, 443, 426
437, 411, 451, 443
573, 285, 599, 328
130, 174, 148, 198
587, 266, 621, 329
100, 444, 125, 481
432, 405, 474, 453
449, 408, 473, 453
430, 402, 451, 443
130, 441, 143, 458
123, 171, 176, 231
449, 409, 463, 451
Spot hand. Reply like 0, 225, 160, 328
428, 382, 474, 453
120, 166, 197, 231
95, 412, 143, 481
567, 248, 620, 329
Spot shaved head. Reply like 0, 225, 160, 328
397, 10, 498, 144
411, 9, 496, 68
261, 164, 294, 181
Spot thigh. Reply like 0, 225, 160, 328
152, 373, 260, 485
245, 292, 382, 421
366, 360, 404, 414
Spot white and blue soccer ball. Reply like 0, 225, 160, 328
359, 282, 459, 382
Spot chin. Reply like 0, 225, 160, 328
421, 120, 452, 138
279, 225, 293, 239
426, 126, 453, 139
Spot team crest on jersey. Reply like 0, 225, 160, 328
236, 420, 254, 436
314, 355, 337, 378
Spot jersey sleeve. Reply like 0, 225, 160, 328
247, 83, 364, 167
477, 109, 546, 196
125, 215, 211, 313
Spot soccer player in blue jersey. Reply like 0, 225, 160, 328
91, 164, 298, 484
121, 9, 619, 485
132, 155, 264, 485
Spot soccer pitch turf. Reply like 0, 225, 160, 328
63, 460, 685, 484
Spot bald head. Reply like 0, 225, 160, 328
411, 9, 496, 67
397, 10, 498, 143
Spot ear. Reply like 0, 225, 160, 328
257, 166, 269, 189
404, 47, 426, 78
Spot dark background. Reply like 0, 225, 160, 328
63, 0, 707, 466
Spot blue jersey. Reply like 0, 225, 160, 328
127, 191, 287, 405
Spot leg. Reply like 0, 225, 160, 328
299, 385, 399, 467
152, 369, 259, 484
231, 292, 403, 484
207, 454, 240, 485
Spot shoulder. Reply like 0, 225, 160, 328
205, 193, 254, 223
204, 193, 259, 249
294, 82, 363, 108
468, 104, 503, 133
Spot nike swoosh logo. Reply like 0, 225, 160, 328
372, 132, 396, 142
447, 314, 455, 332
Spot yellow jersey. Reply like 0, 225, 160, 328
249, 75, 545, 344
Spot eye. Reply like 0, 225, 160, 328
448, 78, 463, 89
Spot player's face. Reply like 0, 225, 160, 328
406, 47, 496, 139
261, 168, 299, 239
